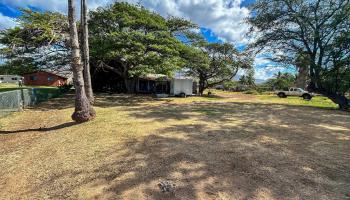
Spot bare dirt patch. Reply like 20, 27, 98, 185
1, 93, 349, 200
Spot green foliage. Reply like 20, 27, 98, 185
0, 9, 70, 74
248, 0, 350, 107
257, 95, 338, 109
0, 83, 57, 93
184, 41, 252, 94
58, 84, 73, 93
222, 80, 238, 90
239, 69, 255, 87
17, 9, 68, 47
166, 16, 197, 35
264, 72, 296, 91
89, 2, 188, 80
0, 57, 38, 75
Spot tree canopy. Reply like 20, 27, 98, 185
1, 2, 252, 97
239, 69, 255, 87
264, 72, 296, 91
0, 9, 70, 75
88, 2, 193, 92
248, 0, 350, 109
184, 41, 252, 94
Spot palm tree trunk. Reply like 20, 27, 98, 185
68, 0, 95, 122
81, 0, 94, 104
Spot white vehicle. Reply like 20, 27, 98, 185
276, 87, 314, 100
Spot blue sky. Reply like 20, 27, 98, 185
0, 0, 293, 80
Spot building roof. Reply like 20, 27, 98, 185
0, 74, 22, 77
24, 70, 71, 79
139, 73, 195, 81
173, 75, 193, 80
139, 74, 169, 81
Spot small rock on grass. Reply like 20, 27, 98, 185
158, 180, 176, 193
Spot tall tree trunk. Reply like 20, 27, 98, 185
295, 65, 308, 90
81, 0, 94, 104
198, 78, 205, 96
68, 0, 95, 122
318, 89, 350, 110
123, 78, 134, 94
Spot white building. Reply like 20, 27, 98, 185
170, 78, 194, 97
0, 75, 23, 84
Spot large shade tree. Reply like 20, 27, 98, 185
184, 42, 252, 95
248, 0, 350, 109
88, 2, 193, 93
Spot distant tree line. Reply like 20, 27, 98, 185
264, 72, 296, 91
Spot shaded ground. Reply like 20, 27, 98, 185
0, 93, 349, 200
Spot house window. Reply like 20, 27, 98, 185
30, 75, 37, 81
48, 76, 54, 82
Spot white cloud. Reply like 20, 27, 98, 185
1, 0, 251, 45
235, 66, 281, 81
255, 65, 286, 80
254, 55, 271, 67
122, 0, 251, 44
0, 13, 17, 30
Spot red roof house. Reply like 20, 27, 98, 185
23, 71, 68, 86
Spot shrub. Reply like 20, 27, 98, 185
59, 84, 73, 93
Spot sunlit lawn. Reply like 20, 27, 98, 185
256, 94, 338, 109
206, 89, 338, 109
0, 83, 56, 93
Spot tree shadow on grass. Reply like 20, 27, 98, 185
18, 101, 350, 199
129, 100, 350, 125
33, 93, 174, 111
29, 93, 75, 111
0, 121, 78, 134
93, 93, 174, 108
28, 92, 341, 112
22, 122, 350, 199
3, 94, 350, 199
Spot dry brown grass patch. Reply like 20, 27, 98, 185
1, 93, 349, 200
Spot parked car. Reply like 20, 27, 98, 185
276, 87, 314, 100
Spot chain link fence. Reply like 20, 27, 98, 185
0, 88, 64, 117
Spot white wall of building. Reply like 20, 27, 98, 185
170, 78, 193, 96
0, 75, 23, 83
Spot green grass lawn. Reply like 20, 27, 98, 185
207, 89, 339, 109
256, 94, 338, 109
0, 84, 339, 109
0, 83, 57, 93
